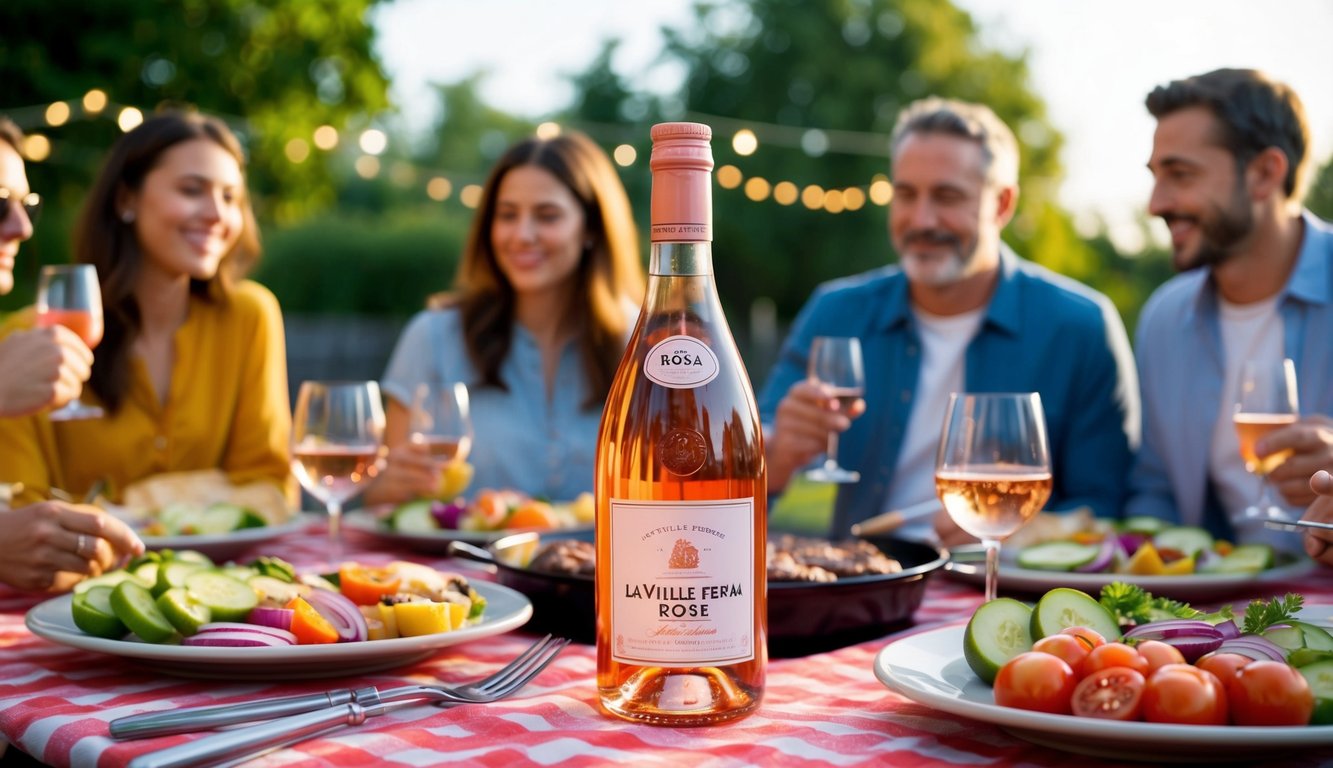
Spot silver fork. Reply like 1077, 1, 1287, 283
112, 634, 569, 740
123, 634, 569, 768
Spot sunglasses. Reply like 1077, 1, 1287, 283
0, 188, 41, 227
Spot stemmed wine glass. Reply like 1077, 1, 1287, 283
409, 381, 474, 498
936, 392, 1052, 602
37, 265, 104, 421
291, 381, 385, 564
1234, 358, 1299, 521
409, 381, 474, 464
805, 336, 864, 483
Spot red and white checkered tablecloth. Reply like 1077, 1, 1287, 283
2, 519, 1331, 768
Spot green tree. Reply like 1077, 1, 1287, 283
1307, 154, 1333, 222
0, 0, 391, 305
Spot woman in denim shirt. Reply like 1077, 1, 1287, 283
366, 131, 645, 505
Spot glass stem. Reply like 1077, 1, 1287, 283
825, 431, 841, 471
327, 498, 343, 566
982, 537, 1001, 603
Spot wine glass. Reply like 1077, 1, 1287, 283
804, 336, 864, 483
36, 264, 104, 421
935, 392, 1052, 602
409, 381, 474, 498
1234, 358, 1299, 521
291, 381, 385, 564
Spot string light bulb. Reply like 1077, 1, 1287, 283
82, 89, 108, 115
45, 102, 71, 127
117, 107, 144, 132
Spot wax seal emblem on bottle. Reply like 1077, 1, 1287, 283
658, 427, 707, 475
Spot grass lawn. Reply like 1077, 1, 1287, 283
769, 476, 836, 535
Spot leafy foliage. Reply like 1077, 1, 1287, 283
1241, 593, 1304, 635
1099, 581, 1200, 627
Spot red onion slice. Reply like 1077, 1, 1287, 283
1217, 635, 1288, 663
183, 629, 297, 647
247, 607, 294, 632
1124, 620, 1224, 642
193, 622, 299, 642
305, 587, 369, 642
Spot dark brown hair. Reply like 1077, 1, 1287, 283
440, 130, 644, 408
74, 110, 260, 412
1146, 68, 1311, 202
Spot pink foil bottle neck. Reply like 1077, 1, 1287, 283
650, 122, 713, 243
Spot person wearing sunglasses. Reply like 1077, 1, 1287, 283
0, 115, 143, 593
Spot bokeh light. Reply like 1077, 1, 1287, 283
82, 89, 108, 115
744, 177, 771, 201
535, 122, 561, 140
716, 164, 743, 189
354, 155, 380, 178
22, 135, 51, 162
801, 184, 825, 210
732, 129, 758, 156
460, 184, 484, 208
313, 125, 339, 150
613, 144, 637, 166
117, 107, 144, 132
284, 138, 311, 164
45, 102, 70, 127
358, 128, 387, 155
869, 177, 894, 206
773, 181, 799, 206
426, 177, 453, 201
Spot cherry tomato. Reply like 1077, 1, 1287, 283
1142, 664, 1227, 725
1033, 634, 1094, 675
1225, 660, 1314, 726
1072, 666, 1146, 721
1195, 652, 1252, 683
1059, 626, 1106, 650
1083, 642, 1150, 677
994, 652, 1077, 715
1135, 640, 1186, 674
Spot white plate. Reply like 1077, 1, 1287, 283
345, 510, 592, 553
946, 549, 1316, 602
874, 622, 1333, 762
140, 516, 313, 562
25, 581, 532, 680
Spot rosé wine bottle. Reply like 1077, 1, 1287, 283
595, 122, 767, 725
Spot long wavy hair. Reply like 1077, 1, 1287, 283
440, 131, 645, 408
73, 110, 260, 412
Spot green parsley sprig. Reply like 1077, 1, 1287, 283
1241, 593, 1303, 635
1099, 581, 1201, 626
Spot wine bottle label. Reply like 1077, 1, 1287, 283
642, 335, 720, 389
608, 498, 756, 666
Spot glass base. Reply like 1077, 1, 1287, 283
806, 465, 860, 483
1240, 503, 1294, 522
47, 401, 104, 421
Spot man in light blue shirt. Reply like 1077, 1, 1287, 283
1129, 69, 1333, 548
759, 97, 1139, 544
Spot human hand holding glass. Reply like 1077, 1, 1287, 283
804, 336, 864, 483
36, 265, 103, 421
935, 392, 1052, 602
409, 381, 474, 498
291, 381, 385, 564
1234, 358, 1299, 521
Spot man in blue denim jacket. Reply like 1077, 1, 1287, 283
758, 97, 1139, 545
1128, 69, 1333, 549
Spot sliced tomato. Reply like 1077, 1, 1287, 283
338, 564, 402, 606
1142, 663, 1227, 725
1072, 666, 1146, 720
994, 652, 1076, 715
1225, 660, 1314, 726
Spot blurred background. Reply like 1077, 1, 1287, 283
3, 0, 1332, 400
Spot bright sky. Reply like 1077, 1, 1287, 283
373, 0, 1333, 249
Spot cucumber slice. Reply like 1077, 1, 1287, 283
1297, 660, 1333, 725
1030, 587, 1121, 641
1265, 625, 1307, 652
1198, 543, 1274, 574
160, 503, 206, 535
156, 587, 212, 636
185, 571, 259, 622
248, 575, 310, 605
131, 560, 161, 588
153, 560, 209, 598
171, 550, 215, 567
962, 597, 1034, 685
72, 570, 151, 595
1152, 526, 1214, 557
195, 504, 246, 535
391, 500, 437, 533
110, 581, 177, 643
1120, 516, 1169, 535
220, 564, 260, 582
1293, 621, 1333, 652
71, 586, 128, 638
1016, 541, 1102, 572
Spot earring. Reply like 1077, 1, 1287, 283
121, 210, 135, 224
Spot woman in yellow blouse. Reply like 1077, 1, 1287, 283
0, 110, 292, 510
